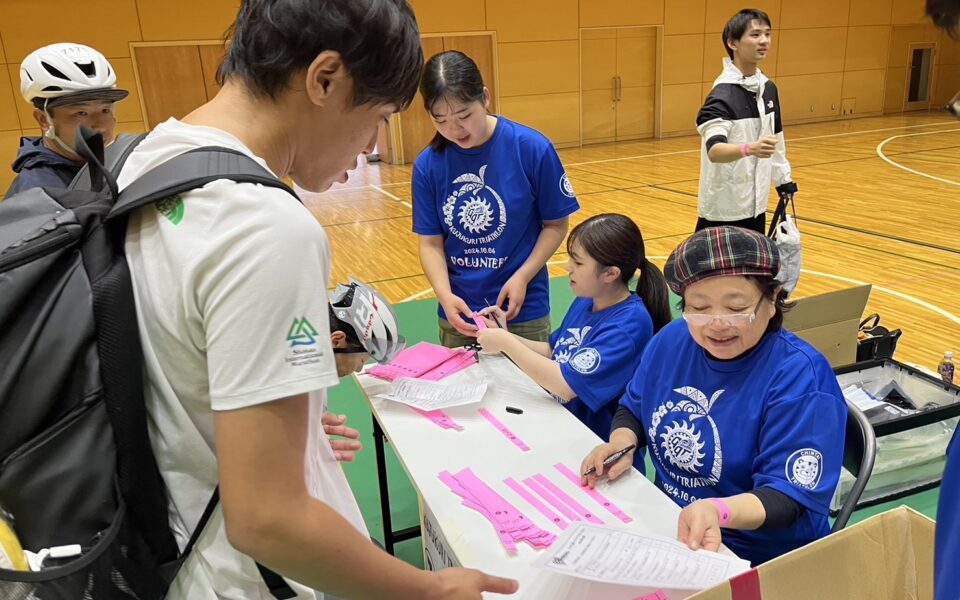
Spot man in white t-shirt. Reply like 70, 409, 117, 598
118, 1, 519, 598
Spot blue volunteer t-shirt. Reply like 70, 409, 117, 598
620, 319, 846, 565
412, 117, 580, 323
550, 295, 653, 471
935, 427, 959, 600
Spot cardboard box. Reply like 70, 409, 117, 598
687, 506, 934, 600
783, 284, 872, 367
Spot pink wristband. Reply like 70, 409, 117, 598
707, 497, 731, 526
740, 142, 749, 157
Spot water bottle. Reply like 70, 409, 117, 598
938, 351, 955, 384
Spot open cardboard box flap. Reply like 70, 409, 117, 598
782, 284, 872, 367
688, 506, 934, 600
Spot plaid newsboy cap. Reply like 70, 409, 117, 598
664, 226, 780, 294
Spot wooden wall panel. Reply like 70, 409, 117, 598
198, 44, 227, 101
581, 30, 617, 91
660, 82, 702, 135
399, 36, 444, 164
939, 33, 960, 64
581, 89, 616, 143
136, 0, 238, 41
776, 72, 843, 119
850, 0, 893, 26
133, 45, 206, 128
0, 68, 21, 131
704, 0, 781, 33
0, 32, 6, 63
780, 0, 849, 29
0, 0, 141, 61
110, 58, 143, 125
841, 69, 886, 113
935, 64, 960, 104
579, 0, 665, 29
486, 0, 578, 42
409, 0, 486, 33
777, 28, 847, 76
498, 41, 578, 97
442, 35, 497, 112
891, 0, 928, 24
845, 27, 891, 71
700, 33, 779, 80
617, 28, 657, 88
663, 34, 704, 85
499, 92, 579, 145
7, 64, 32, 131
884, 66, 907, 111
664, 0, 706, 35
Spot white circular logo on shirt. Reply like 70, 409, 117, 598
786, 448, 823, 490
559, 173, 575, 198
569, 347, 601, 374
443, 165, 508, 245
661, 420, 705, 473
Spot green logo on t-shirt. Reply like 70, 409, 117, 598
156, 196, 184, 225
287, 317, 318, 347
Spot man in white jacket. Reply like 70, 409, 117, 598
695, 8, 798, 234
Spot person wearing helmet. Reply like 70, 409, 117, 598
5, 43, 128, 199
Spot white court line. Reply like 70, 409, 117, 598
370, 184, 412, 208
875, 128, 960, 187
564, 120, 958, 167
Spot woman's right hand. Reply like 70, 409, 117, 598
439, 294, 478, 337
580, 442, 634, 488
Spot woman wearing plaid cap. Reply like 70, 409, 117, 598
580, 226, 846, 565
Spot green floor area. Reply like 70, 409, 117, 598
327, 277, 941, 568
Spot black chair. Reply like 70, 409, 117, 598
832, 399, 878, 532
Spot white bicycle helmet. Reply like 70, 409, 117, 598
20, 43, 128, 109
330, 279, 405, 363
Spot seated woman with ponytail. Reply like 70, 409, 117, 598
476, 213, 671, 468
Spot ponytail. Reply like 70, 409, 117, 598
636, 258, 672, 333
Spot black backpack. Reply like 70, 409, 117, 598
0, 127, 296, 599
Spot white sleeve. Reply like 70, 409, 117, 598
771, 131, 793, 186
190, 183, 340, 410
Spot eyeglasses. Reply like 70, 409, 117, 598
682, 298, 765, 327
333, 346, 369, 355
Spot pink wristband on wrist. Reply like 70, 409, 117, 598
740, 143, 749, 157
707, 497, 731, 526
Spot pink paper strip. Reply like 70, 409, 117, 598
420, 350, 477, 381
532, 474, 604, 525
504, 477, 568, 530
479, 407, 530, 451
553, 463, 632, 523
523, 477, 582, 522
473, 314, 488, 330
634, 592, 668, 600
411, 407, 463, 430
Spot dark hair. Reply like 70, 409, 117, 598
218, 0, 423, 109
722, 8, 773, 59
567, 213, 672, 333
928, 0, 960, 37
419, 51, 487, 151
328, 305, 361, 345
676, 275, 793, 334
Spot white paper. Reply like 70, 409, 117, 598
534, 523, 751, 591
379, 378, 488, 410
842, 384, 884, 411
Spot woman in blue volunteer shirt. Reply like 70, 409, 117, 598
581, 226, 846, 566
476, 214, 671, 468
412, 50, 580, 348
935, 427, 958, 600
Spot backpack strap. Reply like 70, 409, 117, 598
108, 146, 296, 220
69, 132, 149, 191
112, 145, 298, 599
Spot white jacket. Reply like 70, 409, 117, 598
696, 58, 795, 222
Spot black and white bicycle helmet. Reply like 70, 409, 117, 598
330, 279, 404, 363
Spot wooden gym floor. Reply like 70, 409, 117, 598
301, 112, 960, 371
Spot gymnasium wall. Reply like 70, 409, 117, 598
0, 0, 956, 191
